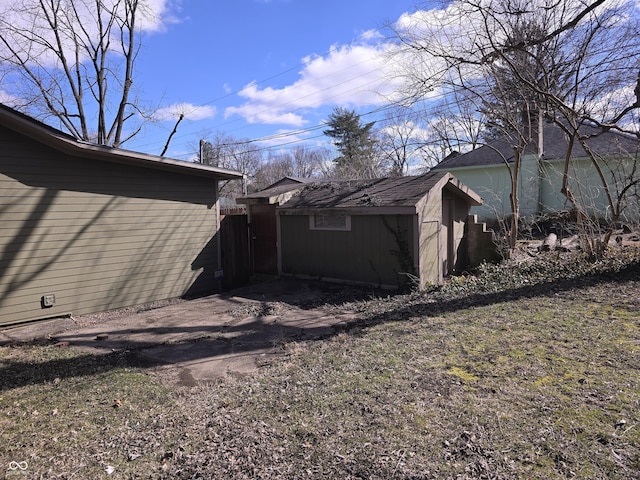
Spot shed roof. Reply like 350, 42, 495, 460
434, 122, 640, 170
264, 176, 316, 189
279, 171, 482, 211
237, 182, 306, 206
0, 103, 243, 180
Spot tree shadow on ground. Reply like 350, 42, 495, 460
0, 346, 162, 392
1, 262, 637, 392
341, 261, 640, 333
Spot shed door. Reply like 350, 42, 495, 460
250, 204, 278, 274
442, 193, 455, 276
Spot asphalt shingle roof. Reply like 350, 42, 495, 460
280, 171, 450, 209
434, 122, 640, 170
241, 182, 305, 200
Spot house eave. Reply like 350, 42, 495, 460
445, 175, 483, 206
418, 171, 483, 208
237, 189, 302, 206
277, 206, 417, 216
0, 104, 243, 181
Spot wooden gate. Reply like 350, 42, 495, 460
220, 212, 250, 289
250, 204, 278, 274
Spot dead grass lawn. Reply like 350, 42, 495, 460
1, 255, 638, 479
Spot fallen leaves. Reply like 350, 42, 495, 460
1, 256, 638, 479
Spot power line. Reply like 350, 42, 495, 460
132, 30, 394, 152
209, 89, 459, 150
175, 95, 437, 161
166, 77, 486, 161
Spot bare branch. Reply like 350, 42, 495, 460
0, 0, 147, 146
160, 113, 184, 157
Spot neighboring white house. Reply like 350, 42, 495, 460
432, 122, 640, 224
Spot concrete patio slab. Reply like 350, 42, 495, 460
1, 278, 362, 385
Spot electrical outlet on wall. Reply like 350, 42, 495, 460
41, 293, 56, 308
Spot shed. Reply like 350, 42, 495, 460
240, 172, 495, 289
0, 104, 242, 326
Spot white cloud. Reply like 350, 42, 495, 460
0, 0, 175, 67
359, 28, 384, 42
253, 128, 315, 148
0, 89, 22, 106
224, 39, 405, 127
154, 103, 216, 121
137, 0, 179, 32
586, 84, 639, 126
224, 96, 307, 126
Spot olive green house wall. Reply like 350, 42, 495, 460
0, 106, 241, 326
279, 213, 416, 288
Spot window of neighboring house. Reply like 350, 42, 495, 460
309, 213, 351, 231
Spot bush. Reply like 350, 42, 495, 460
439, 246, 640, 298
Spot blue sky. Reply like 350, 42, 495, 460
2, 0, 637, 166
126, 0, 429, 160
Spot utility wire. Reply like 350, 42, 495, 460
132, 30, 393, 151
172, 92, 449, 160
170, 87, 468, 161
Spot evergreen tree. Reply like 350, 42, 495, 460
323, 107, 382, 178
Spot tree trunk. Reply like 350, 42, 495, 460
508, 148, 521, 249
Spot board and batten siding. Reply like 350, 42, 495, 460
1, 128, 220, 326
279, 214, 416, 288
419, 188, 443, 287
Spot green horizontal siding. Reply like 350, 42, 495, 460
280, 214, 415, 287
539, 157, 640, 221
0, 127, 220, 325
445, 154, 640, 223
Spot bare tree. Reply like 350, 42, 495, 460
376, 106, 430, 176
391, 0, 554, 248
0, 0, 158, 147
252, 146, 330, 191
254, 152, 294, 190
290, 145, 330, 179
421, 90, 486, 169
391, 0, 640, 256
479, 0, 640, 256
199, 133, 262, 198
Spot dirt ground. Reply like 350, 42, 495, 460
0, 247, 638, 479
1, 278, 373, 386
